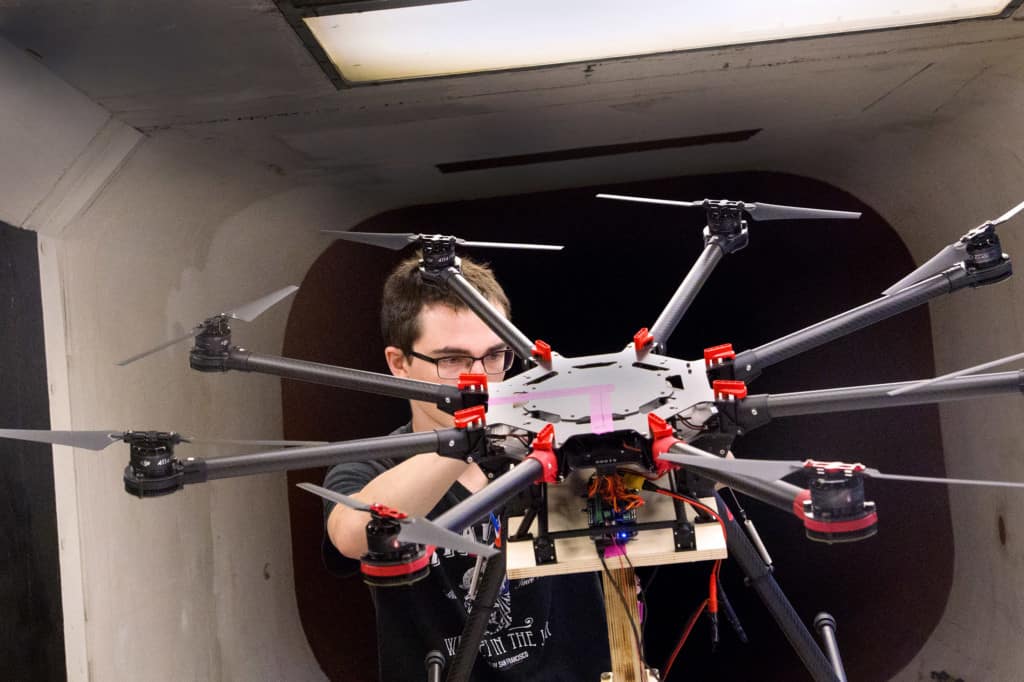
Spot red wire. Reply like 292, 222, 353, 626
654, 489, 728, 541
662, 598, 707, 680
654, 489, 728, 680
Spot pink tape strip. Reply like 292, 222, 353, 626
490, 384, 616, 435
589, 391, 615, 434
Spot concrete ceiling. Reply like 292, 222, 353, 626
3, 2, 1024, 200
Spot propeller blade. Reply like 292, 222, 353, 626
991, 198, 1024, 226
184, 437, 329, 448
324, 230, 563, 252
596, 193, 701, 208
881, 243, 965, 296
296, 482, 373, 512
226, 285, 299, 322
115, 327, 203, 366
887, 350, 1024, 396
117, 285, 298, 366
660, 446, 804, 482
597, 194, 861, 222
321, 230, 419, 250
296, 483, 498, 557
867, 472, 1024, 489
459, 240, 563, 251
662, 449, 1024, 491
0, 428, 124, 451
744, 203, 862, 222
396, 518, 499, 558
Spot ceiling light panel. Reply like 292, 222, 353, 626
303, 0, 1012, 84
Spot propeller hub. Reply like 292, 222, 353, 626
190, 320, 234, 372
703, 200, 747, 236
122, 432, 186, 497
419, 235, 459, 272
964, 226, 1005, 270
799, 471, 878, 543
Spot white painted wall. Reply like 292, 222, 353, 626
770, 56, 1024, 680
1, 36, 388, 681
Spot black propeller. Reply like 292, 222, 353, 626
595, 193, 862, 221
321, 230, 562, 252
660, 443, 1024, 490
297, 482, 498, 557
0, 428, 324, 451
117, 285, 299, 366
882, 198, 1024, 296
887, 350, 1024, 396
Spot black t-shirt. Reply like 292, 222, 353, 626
322, 425, 611, 682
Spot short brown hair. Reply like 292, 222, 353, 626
381, 254, 511, 352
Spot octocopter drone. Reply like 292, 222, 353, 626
3, 194, 1024, 682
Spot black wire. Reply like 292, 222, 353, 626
640, 566, 659, 647
599, 552, 645, 673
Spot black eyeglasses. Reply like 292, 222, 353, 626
407, 348, 516, 379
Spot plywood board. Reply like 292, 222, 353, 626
506, 475, 726, 579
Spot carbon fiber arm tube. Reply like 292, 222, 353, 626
714, 493, 840, 682
200, 430, 451, 481
434, 458, 543, 533
227, 349, 459, 405
445, 553, 507, 682
650, 242, 724, 347
765, 370, 1024, 418
668, 442, 804, 514
442, 270, 539, 362
732, 269, 958, 382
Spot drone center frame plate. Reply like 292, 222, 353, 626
487, 346, 715, 441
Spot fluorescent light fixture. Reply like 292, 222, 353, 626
303, 0, 1013, 84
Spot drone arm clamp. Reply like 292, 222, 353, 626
524, 424, 559, 484
647, 413, 683, 476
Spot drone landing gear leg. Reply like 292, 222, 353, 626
714, 492, 841, 682
425, 650, 445, 682
444, 552, 508, 682
814, 613, 848, 682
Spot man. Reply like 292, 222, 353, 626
322, 254, 610, 681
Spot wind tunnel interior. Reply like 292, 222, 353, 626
3, 10, 1024, 682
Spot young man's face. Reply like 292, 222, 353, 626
385, 303, 510, 431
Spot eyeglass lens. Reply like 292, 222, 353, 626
436, 350, 513, 378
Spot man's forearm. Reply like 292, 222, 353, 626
327, 453, 471, 559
